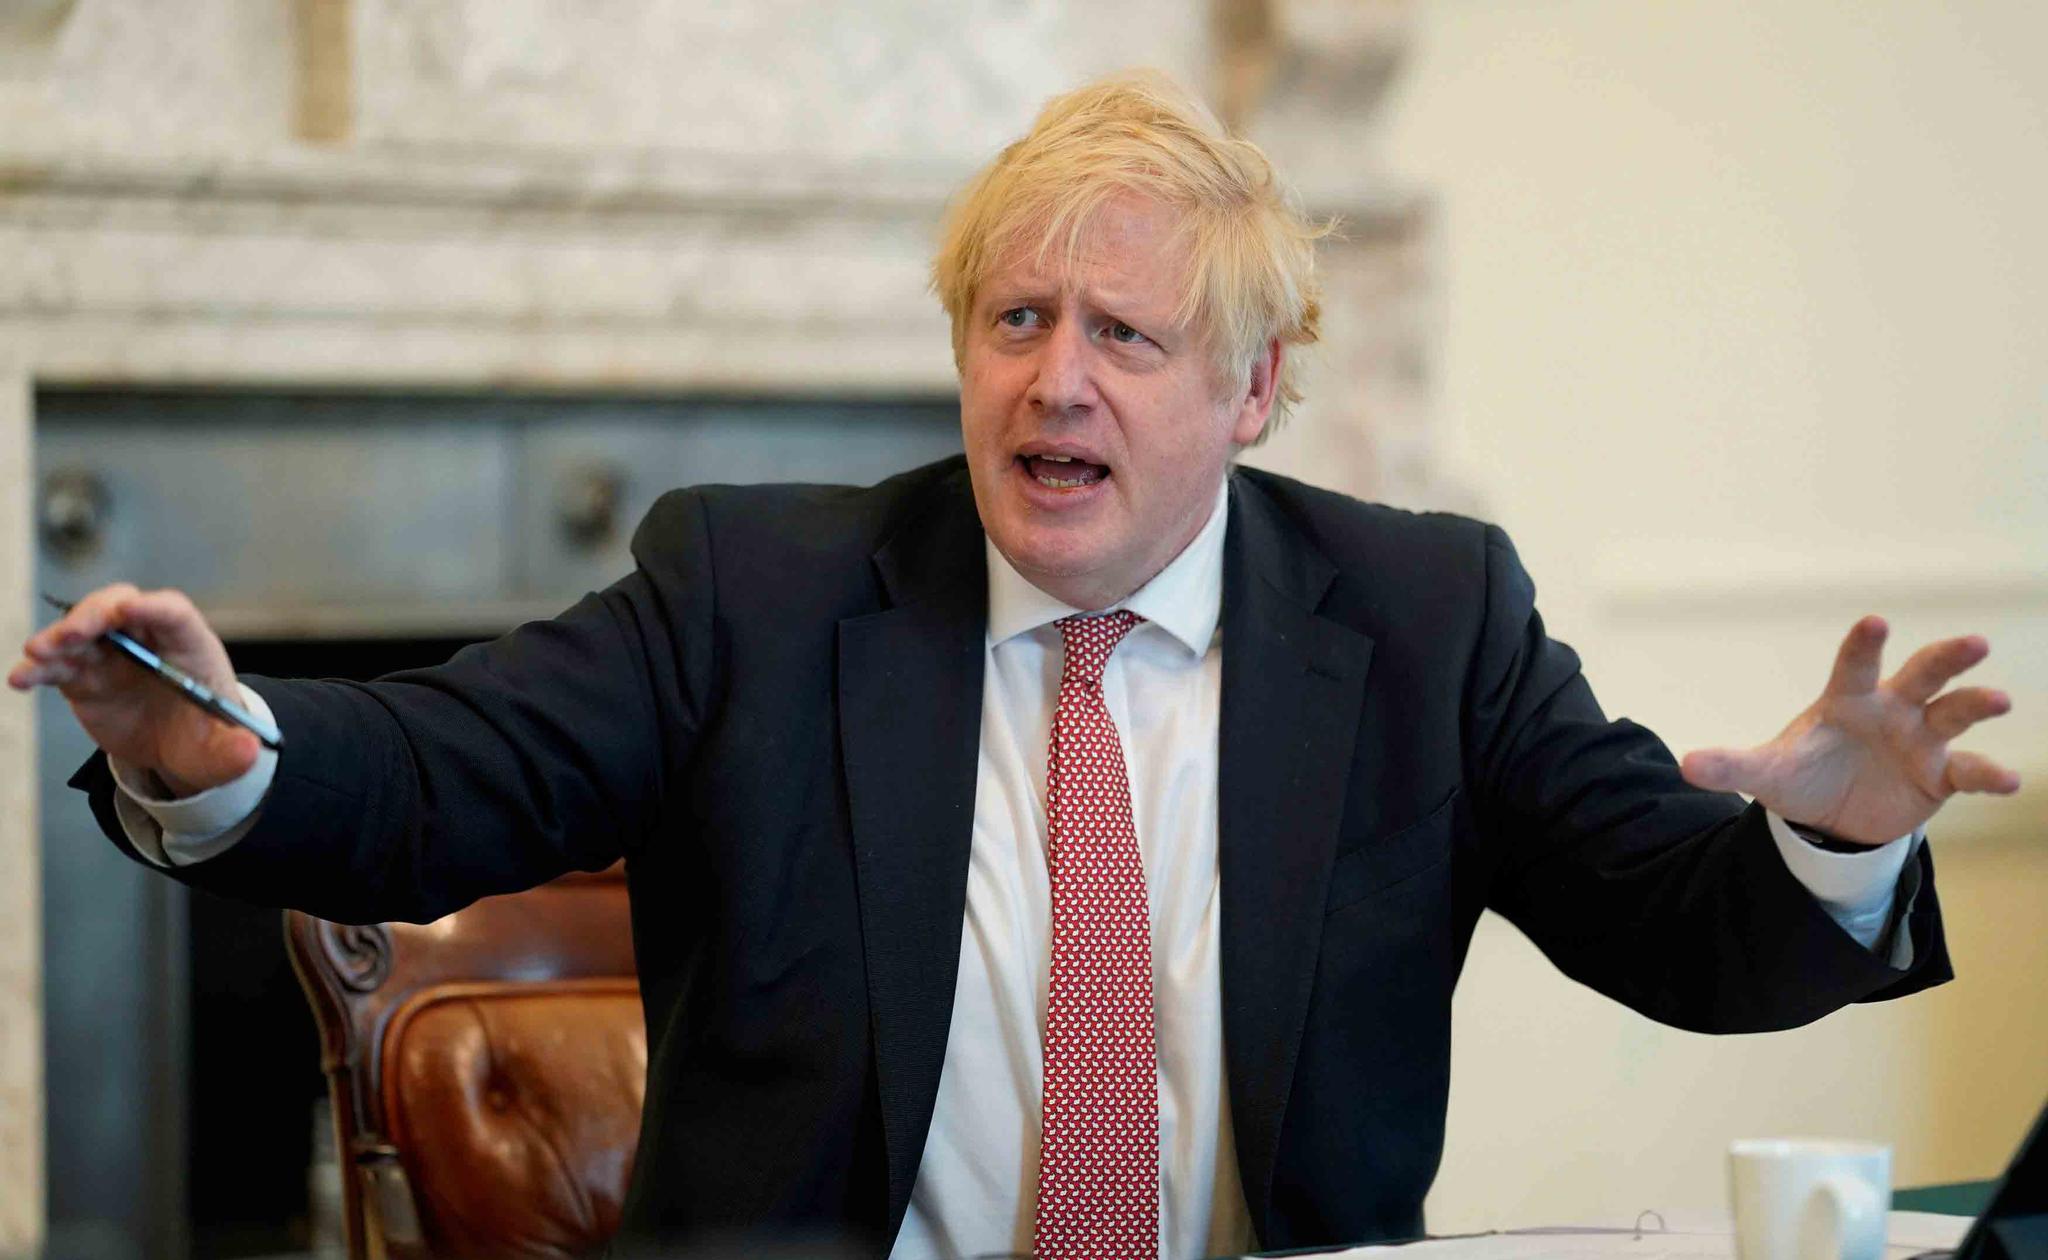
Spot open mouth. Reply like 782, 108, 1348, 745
1019, 453, 1110, 489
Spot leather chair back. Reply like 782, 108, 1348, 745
286, 866, 643, 1259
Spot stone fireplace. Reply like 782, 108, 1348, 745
0, 0, 1435, 1251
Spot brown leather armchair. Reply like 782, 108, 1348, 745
285, 866, 644, 1260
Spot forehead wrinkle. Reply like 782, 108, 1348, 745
984, 197, 1194, 313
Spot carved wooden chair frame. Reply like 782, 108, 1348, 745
283, 867, 636, 1260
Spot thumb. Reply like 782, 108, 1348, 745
1680, 746, 1766, 793
157, 715, 263, 797
211, 724, 263, 776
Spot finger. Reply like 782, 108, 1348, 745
11, 638, 116, 683
117, 588, 218, 657
1945, 750, 2022, 795
1889, 634, 1990, 705
1823, 616, 1888, 697
1681, 746, 1770, 793
1925, 687, 2012, 740
24, 630, 113, 666
54, 647, 143, 701
20, 637, 110, 675
31, 582, 140, 655
20, 635, 79, 663
11, 658, 78, 688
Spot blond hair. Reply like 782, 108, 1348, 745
931, 71, 1330, 441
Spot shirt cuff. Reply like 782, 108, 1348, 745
108, 683, 280, 868
1765, 808, 1919, 959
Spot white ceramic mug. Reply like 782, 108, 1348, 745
1729, 1138, 1891, 1260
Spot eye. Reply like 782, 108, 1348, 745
998, 307, 1041, 329
1107, 320, 1149, 345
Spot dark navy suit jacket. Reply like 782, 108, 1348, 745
78, 456, 1951, 1255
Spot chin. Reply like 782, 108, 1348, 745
992, 522, 1115, 589
1000, 528, 1100, 580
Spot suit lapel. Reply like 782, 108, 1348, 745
837, 466, 1376, 1238
837, 471, 988, 1235
1217, 473, 1376, 1236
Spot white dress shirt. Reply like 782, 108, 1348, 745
111, 476, 1919, 1260
891, 480, 1251, 1260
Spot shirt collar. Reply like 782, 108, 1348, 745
984, 476, 1229, 657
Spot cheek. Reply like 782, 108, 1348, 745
960, 359, 1021, 420
1115, 388, 1234, 482
957, 379, 1005, 453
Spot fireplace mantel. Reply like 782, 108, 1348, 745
3, 142, 1419, 395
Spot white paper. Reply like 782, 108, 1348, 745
1302, 1212, 1971, 1260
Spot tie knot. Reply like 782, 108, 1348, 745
1055, 611, 1144, 686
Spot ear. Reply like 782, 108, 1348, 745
1229, 338, 1285, 445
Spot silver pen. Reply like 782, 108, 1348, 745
41, 593, 284, 751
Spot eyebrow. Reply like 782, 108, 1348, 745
982, 286, 1167, 323
982, 287, 1057, 310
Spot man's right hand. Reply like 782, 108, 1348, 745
7, 583, 259, 797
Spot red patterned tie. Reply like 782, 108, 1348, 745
1032, 610, 1158, 1260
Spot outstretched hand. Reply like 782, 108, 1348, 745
1680, 616, 2020, 846
8, 583, 259, 796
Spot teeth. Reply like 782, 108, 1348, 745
1042, 454, 1074, 462
1037, 475, 1091, 488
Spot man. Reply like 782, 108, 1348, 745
10, 74, 2020, 1259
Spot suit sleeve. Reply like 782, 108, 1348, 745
69, 488, 719, 926
1464, 524, 1950, 1033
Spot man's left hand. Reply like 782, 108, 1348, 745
1680, 615, 2021, 846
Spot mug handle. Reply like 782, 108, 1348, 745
1797, 1172, 1886, 1260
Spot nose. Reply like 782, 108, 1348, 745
1024, 319, 1099, 419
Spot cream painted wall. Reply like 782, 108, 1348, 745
1378, 0, 2048, 1231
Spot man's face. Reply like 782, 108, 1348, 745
959, 195, 1276, 610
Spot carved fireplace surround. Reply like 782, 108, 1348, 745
0, 0, 1431, 1247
